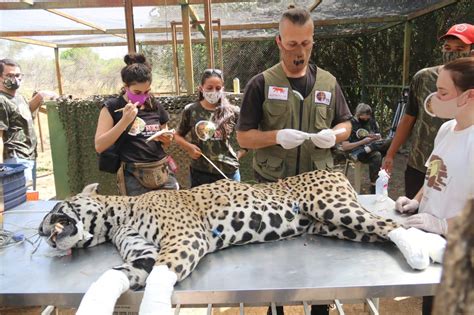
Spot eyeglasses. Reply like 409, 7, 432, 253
204, 69, 223, 78
2, 73, 23, 79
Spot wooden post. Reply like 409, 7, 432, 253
171, 22, 180, 95
124, 0, 136, 53
54, 47, 63, 95
181, 4, 194, 94
217, 19, 223, 72
402, 21, 412, 88
203, 0, 214, 68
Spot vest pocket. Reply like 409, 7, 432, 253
255, 146, 287, 178
262, 101, 289, 130
313, 105, 331, 131
311, 150, 334, 171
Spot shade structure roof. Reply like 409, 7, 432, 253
0, 0, 458, 48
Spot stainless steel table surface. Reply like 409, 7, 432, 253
0, 196, 442, 307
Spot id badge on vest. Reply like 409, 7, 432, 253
268, 86, 288, 100
314, 90, 332, 105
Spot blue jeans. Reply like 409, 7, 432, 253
4, 157, 36, 190
190, 167, 240, 188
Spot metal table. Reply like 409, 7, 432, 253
0, 196, 441, 311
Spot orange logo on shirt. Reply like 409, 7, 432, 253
425, 155, 447, 191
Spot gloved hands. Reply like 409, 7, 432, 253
276, 129, 309, 149
395, 196, 419, 214
310, 129, 336, 148
406, 213, 448, 236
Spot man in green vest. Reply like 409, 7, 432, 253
236, 5, 352, 315
237, 6, 352, 184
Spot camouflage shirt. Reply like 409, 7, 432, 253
405, 66, 447, 173
177, 101, 240, 175
0, 91, 37, 160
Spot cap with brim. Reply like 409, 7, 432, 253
439, 23, 474, 44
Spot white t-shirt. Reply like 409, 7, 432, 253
419, 120, 474, 219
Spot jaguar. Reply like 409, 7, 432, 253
38, 170, 445, 314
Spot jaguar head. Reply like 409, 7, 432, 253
38, 183, 104, 250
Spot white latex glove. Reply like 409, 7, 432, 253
77, 269, 130, 315
139, 265, 178, 315
310, 129, 336, 148
406, 213, 448, 235
38, 90, 59, 100
395, 196, 419, 214
387, 227, 430, 270
276, 129, 309, 149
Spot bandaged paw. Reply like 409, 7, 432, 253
139, 265, 178, 315
406, 228, 446, 263
387, 227, 430, 270
77, 269, 130, 315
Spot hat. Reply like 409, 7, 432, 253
439, 23, 474, 44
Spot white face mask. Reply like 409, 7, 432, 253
423, 91, 465, 119
203, 90, 222, 104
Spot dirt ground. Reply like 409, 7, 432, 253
2, 113, 424, 314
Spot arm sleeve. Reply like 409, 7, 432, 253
236, 74, 265, 131
332, 82, 352, 126
405, 74, 420, 118
156, 102, 169, 125
177, 107, 192, 136
0, 102, 9, 131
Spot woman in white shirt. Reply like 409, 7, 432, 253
395, 56, 474, 236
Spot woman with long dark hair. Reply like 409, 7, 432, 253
175, 69, 246, 187
95, 53, 178, 195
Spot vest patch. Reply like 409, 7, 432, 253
315, 90, 332, 105
268, 86, 288, 100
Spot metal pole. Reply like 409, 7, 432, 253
171, 22, 180, 95
181, 4, 194, 94
124, 0, 136, 53
402, 21, 412, 88
361, 36, 368, 103
217, 19, 223, 72
203, 0, 214, 68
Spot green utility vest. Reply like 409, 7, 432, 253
254, 63, 337, 181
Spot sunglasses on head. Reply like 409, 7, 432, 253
204, 69, 223, 77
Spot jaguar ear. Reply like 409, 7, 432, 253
81, 183, 100, 195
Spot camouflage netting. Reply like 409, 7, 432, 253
56, 94, 252, 196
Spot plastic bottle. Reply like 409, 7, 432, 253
375, 169, 389, 202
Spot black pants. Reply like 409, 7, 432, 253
404, 165, 425, 199
357, 151, 382, 184
267, 305, 329, 315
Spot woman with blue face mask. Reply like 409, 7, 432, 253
395, 57, 474, 237
174, 69, 247, 187
95, 53, 178, 195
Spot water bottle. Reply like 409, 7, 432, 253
375, 169, 389, 202
233, 78, 240, 94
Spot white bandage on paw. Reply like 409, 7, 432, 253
388, 227, 430, 270
77, 269, 130, 315
406, 228, 447, 263
139, 265, 178, 315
